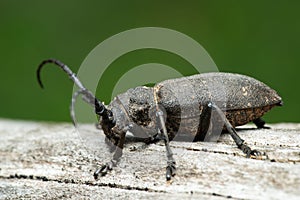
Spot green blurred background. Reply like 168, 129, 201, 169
0, 1, 299, 123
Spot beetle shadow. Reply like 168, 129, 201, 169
235, 127, 258, 131
123, 126, 264, 144
125, 135, 150, 143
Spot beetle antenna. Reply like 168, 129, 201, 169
37, 59, 85, 90
37, 59, 115, 125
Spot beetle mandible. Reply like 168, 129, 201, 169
37, 59, 283, 181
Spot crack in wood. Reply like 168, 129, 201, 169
0, 174, 246, 199
0, 174, 164, 193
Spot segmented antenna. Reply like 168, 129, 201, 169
37, 59, 114, 125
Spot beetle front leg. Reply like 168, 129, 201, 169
156, 109, 176, 181
208, 102, 262, 158
93, 131, 126, 179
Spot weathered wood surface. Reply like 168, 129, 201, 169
0, 119, 299, 199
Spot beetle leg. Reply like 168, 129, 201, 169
156, 109, 176, 181
194, 104, 212, 141
208, 102, 262, 158
93, 131, 126, 179
253, 118, 270, 129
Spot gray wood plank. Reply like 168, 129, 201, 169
0, 119, 299, 199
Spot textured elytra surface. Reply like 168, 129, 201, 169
156, 72, 282, 114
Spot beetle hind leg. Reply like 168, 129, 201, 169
209, 102, 263, 158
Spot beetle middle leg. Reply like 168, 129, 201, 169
208, 102, 262, 158
156, 109, 176, 181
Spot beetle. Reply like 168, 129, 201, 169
37, 59, 283, 181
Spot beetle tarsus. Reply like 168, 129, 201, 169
238, 143, 262, 158
166, 161, 176, 181
94, 161, 113, 179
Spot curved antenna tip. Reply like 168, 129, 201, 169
37, 60, 48, 89
37, 78, 44, 89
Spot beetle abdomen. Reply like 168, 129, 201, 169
225, 104, 277, 127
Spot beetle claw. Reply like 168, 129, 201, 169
94, 162, 113, 180
239, 144, 263, 159
249, 149, 264, 159
251, 149, 261, 156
